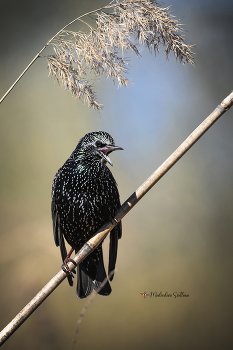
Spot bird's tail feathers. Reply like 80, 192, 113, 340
76, 262, 94, 299
76, 248, 112, 298
94, 251, 112, 296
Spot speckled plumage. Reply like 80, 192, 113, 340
51, 131, 122, 298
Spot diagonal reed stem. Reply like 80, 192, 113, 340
0, 91, 233, 345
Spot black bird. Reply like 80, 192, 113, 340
51, 131, 123, 298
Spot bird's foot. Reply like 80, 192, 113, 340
62, 258, 77, 279
110, 217, 119, 225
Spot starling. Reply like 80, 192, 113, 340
51, 131, 123, 298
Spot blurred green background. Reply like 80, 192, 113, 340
1, 0, 233, 349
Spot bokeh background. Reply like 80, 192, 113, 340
1, 0, 233, 349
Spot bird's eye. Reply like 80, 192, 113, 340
95, 140, 104, 148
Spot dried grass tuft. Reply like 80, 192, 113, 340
42, 0, 194, 110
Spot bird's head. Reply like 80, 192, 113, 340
73, 131, 123, 167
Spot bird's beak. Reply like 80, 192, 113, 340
98, 145, 123, 166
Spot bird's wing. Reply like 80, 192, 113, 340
108, 220, 122, 281
51, 198, 68, 260
51, 197, 59, 247
51, 198, 73, 286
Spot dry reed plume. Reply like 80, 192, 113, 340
42, 0, 194, 110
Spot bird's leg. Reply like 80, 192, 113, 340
61, 247, 77, 278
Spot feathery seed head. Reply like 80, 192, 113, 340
43, 0, 194, 110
